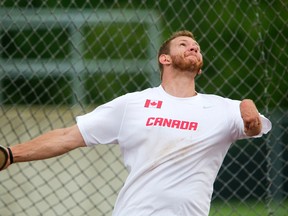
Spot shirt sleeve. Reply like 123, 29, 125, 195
76, 95, 127, 146
227, 99, 272, 141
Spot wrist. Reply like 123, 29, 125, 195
7, 147, 14, 164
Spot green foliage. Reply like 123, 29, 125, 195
2, 75, 72, 105
1, 1, 286, 108
85, 72, 150, 104
2, 29, 70, 59
83, 24, 148, 60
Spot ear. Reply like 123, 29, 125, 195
159, 54, 171, 66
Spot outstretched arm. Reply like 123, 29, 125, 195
3, 124, 85, 170
240, 99, 262, 136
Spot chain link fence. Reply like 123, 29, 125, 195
0, 1, 287, 215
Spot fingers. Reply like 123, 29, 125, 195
244, 117, 262, 136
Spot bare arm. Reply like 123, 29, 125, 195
240, 99, 262, 136
4, 124, 85, 169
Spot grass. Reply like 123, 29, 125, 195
209, 200, 287, 216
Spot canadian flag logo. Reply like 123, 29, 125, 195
144, 99, 163, 109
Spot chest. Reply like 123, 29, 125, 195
119, 99, 230, 146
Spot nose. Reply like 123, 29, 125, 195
189, 46, 199, 53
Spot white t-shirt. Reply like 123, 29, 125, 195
76, 85, 271, 216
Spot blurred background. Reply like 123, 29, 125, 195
0, 1, 287, 215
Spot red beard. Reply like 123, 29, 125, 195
171, 54, 203, 73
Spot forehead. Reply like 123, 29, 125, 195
171, 36, 199, 46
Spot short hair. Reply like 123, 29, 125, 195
158, 30, 195, 79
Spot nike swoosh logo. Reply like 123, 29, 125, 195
203, 106, 213, 109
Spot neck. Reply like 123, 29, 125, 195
161, 71, 197, 98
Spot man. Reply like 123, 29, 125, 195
1, 30, 271, 216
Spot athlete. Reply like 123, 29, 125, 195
1, 30, 271, 216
